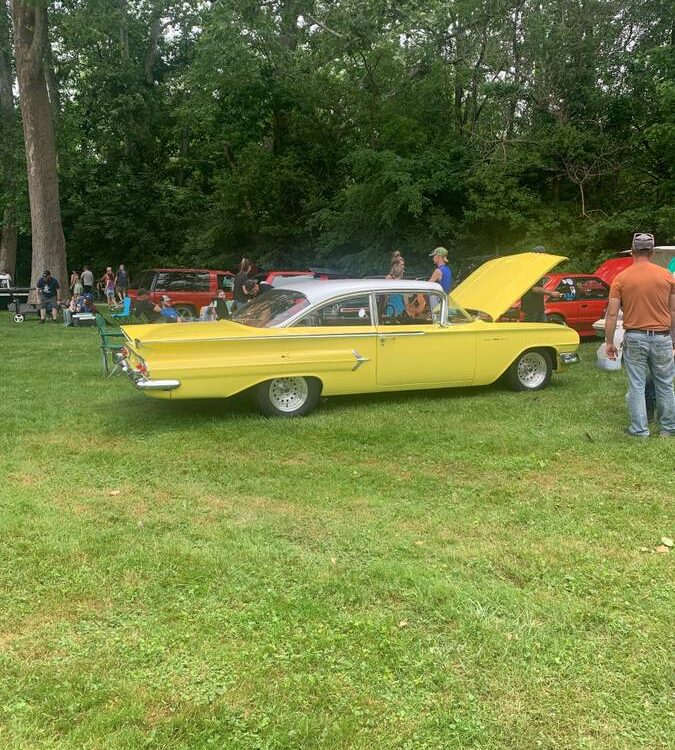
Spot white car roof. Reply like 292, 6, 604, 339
272, 277, 445, 305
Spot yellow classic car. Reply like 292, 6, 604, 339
116, 253, 580, 417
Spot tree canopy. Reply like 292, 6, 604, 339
2, 0, 673, 280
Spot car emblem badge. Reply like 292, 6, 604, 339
351, 350, 370, 371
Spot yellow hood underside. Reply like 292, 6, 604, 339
452, 252, 567, 320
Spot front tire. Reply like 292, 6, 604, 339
506, 349, 552, 391
254, 377, 321, 417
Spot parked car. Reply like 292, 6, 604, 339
114, 253, 580, 417
503, 273, 610, 337
254, 268, 349, 286
593, 245, 675, 285
127, 268, 234, 319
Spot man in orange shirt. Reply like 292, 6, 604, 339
605, 233, 675, 437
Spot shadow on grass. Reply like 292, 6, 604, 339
111, 374, 572, 432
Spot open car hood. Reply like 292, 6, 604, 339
452, 252, 567, 320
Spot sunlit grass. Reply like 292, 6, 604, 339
0, 314, 672, 749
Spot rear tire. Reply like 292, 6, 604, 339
506, 349, 552, 391
254, 377, 321, 417
546, 314, 566, 325
173, 304, 196, 320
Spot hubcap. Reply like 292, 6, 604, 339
269, 377, 309, 412
517, 352, 547, 388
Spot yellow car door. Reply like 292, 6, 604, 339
374, 291, 476, 386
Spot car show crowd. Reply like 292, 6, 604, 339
3, 233, 674, 433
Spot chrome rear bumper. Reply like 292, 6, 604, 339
116, 355, 180, 391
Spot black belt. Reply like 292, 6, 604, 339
624, 329, 670, 336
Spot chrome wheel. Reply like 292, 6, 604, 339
517, 352, 548, 388
268, 377, 309, 413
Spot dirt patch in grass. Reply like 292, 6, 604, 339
0, 598, 112, 661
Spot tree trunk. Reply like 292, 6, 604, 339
0, 0, 17, 277
11, 1, 66, 290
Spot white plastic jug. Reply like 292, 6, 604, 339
596, 342, 622, 371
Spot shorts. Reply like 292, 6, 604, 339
116, 286, 128, 295
40, 297, 57, 311
105, 287, 116, 299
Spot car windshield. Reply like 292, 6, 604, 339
446, 294, 474, 324
232, 289, 311, 328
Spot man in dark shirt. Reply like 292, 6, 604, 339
521, 246, 562, 322
133, 288, 162, 322
115, 264, 129, 301
36, 270, 60, 323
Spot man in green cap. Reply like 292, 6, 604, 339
429, 247, 452, 293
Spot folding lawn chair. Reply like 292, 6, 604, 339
110, 296, 133, 324
96, 313, 125, 376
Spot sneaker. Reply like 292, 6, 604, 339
623, 427, 649, 439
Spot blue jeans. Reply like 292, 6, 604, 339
623, 331, 675, 436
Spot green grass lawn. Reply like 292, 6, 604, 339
0, 313, 672, 749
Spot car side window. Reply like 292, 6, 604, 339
575, 277, 608, 299
376, 292, 443, 325
295, 295, 372, 327
155, 271, 210, 292
555, 279, 577, 300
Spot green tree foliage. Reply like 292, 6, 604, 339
8, 0, 675, 278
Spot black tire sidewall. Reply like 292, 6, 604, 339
173, 305, 196, 320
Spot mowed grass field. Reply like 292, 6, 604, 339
0, 313, 672, 750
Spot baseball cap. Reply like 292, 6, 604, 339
632, 232, 654, 251
43, 269, 51, 275
429, 246, 449, 259
161, 295, 171, 303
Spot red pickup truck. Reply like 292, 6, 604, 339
128, 268, 234, 319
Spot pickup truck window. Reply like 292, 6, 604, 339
155, 271, 210, 292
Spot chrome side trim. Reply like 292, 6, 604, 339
137, 331, 379, 345
377, 331, 426, 338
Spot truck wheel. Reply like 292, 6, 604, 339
254, 377, 321, 417
173, 304, 196, 320
546, 313, 566, 325
506, 349, 552, 391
